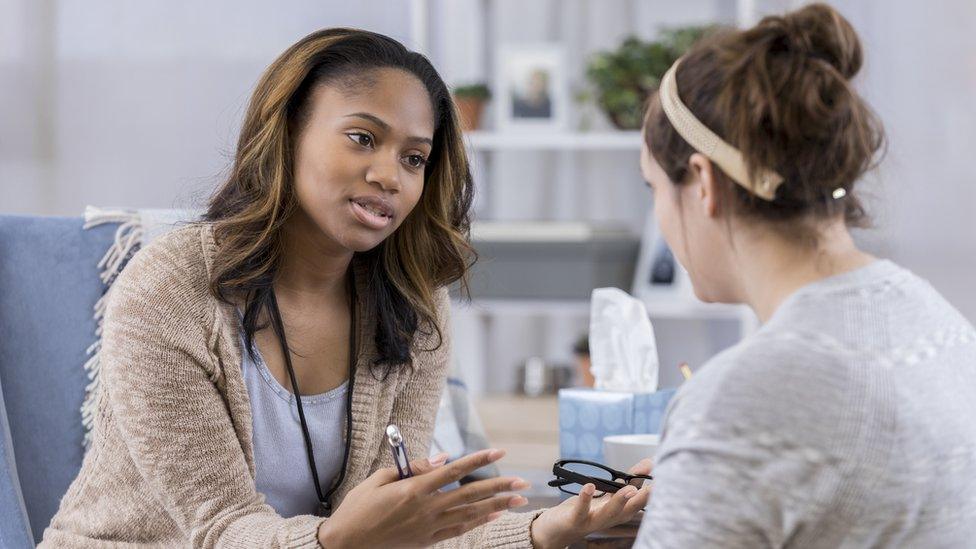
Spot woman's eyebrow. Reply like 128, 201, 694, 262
345, 112, 390, 130
407, 136, 433, 147
344, 112, 432, 146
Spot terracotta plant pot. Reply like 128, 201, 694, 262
454, 96, 486, 131
576, 354, 594, 388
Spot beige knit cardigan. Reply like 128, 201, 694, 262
41, 223, 539, 548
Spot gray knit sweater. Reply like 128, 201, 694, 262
41, 224, 540, 548
637, 260, 976, 548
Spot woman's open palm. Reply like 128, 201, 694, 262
530, 458, 653, 549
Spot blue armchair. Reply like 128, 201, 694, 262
0, 215, 120, 547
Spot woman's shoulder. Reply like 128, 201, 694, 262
407, 287, 453, 369
666, 332, 869, 443
694, 328, 872, 399
432, 286, 451, 318
109, 223, 216, 316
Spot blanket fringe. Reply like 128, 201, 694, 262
80, 207, 143, 449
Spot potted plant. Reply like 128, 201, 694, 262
452, 83, 492, 131
584, 26, 710, 130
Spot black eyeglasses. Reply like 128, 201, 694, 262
548, 459, 653, 498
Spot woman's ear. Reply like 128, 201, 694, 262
688, 153, 721, 218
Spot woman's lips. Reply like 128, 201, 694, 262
349, 197, 394, 230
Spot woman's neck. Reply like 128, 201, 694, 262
732, 220, 876, 323
276, 213, 354, 302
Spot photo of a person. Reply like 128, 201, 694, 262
511, 68, 552, 119
496, 44, 568, 130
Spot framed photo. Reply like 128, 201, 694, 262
631, 216, 691, 302
494, 43, 569, 131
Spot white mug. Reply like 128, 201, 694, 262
602, 434, 660, 473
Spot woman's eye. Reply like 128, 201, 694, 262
405, 155, 427, 169
347, 133, 373, 148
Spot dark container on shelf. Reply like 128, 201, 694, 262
458, 226, 640, 300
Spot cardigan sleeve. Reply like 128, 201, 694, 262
367, 288, 543, 549
99, 237, 326, 548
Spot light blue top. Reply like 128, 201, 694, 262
239, 330, 347, 518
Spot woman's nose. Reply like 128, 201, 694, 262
365, 155, 401, 194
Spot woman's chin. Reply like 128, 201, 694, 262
689, 279, 721, 304
691, 283, 741, 305
691, 285, 713, 303
341, 233, 390, 254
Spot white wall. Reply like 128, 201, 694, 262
0, 0, 414, 215
833, 0, 976, 324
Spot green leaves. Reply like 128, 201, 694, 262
584, 26, 712, 129
452, 83, 492, 100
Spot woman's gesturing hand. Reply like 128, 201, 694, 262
318, 449, 531, 548
529, 458, 653, 549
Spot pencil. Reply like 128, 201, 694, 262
679, 362, 693, 381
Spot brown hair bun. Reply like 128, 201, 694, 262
644, 3, 885, 238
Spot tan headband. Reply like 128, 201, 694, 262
659, 59, 784, 201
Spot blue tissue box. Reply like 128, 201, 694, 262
558, 387, 677, 463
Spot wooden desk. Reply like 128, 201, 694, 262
575, 515, 641, 548
475, 395, 560, 471
578, 523, 640, 548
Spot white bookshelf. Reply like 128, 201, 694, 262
423, 0, 759, 395
455, 296, 748, 322
465, 130, 642, 151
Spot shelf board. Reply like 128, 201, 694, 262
454, 296, 750, 320
465, 130, 642, 151
470, 221, 634, 242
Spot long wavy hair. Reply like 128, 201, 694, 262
203, 28, 474, 376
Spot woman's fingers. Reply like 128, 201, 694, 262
410, 452, 450, 476
573, 483, 596, 524
438, 493, 526, 527
430, 510, 505, 544
620, 484, 651, 516
627, 458, 654, 488
365, 466, 402, 487
628, 458, 654, 476
433, 475, 529, 509
594, 485, 638, 524
367, 453, 450, 487
416, 449, 506, 493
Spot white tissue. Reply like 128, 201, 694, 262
588, 288, 660, 392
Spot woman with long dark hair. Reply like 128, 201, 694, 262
42, 28, 647, 548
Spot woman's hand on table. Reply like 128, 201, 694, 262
318, 449, 530, 548
529, 458, 653, 549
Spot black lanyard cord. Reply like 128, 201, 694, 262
267, 279, 357, 517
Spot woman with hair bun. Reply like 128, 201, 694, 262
635, 4, 976, 547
